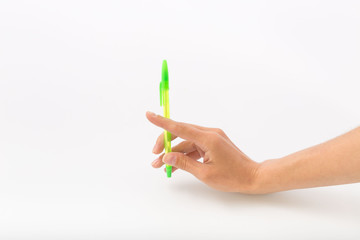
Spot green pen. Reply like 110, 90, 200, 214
160, 60, 172, 178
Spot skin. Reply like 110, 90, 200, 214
146, 111, 360, 194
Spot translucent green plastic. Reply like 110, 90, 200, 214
160, 60, 172, 178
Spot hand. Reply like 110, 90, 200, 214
146, 111, 261, 193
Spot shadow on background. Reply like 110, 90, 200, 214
170, 179, 360, 222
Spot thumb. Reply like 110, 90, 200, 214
163, 152, 203, 177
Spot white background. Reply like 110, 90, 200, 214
0, 0, 360, 239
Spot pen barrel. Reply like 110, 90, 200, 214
163, 89, 172, 154
163, 89, 172, 177
164, 131, 172, 154
163, 89, 170, 118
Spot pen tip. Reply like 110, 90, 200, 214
166, 166, 172, 178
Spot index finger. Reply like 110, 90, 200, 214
153, 132, 178, 154
146, 111, 208, 148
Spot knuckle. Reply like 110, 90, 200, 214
180, 158, 188, 170
189, 141, 196, 149
175, 155, 187, 170
213, 128, 225, 136
171, 123, 182, 133
207, 132, 222, 146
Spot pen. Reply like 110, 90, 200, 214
160, 60, 172, 178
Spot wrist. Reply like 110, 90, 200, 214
248, 159, 279, 194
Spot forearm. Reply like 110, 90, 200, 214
256, 127, 360, 194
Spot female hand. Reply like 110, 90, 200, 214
146, 111, 261, 193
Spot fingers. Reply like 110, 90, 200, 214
151, 141, 196, 168
146, 111, 208, 148
190, 125, 240, 152
153, 125, 213, 153
162, 152, 204, 177
152, 132, 178, 154
185, 151, 202, 163
162, 151, 202, 174
148, 111, 240, 153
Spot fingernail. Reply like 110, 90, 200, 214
152, 144, 158, 153
163, 154, 176, 165
147, 111, 156, 117
151, 158, 159, 166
